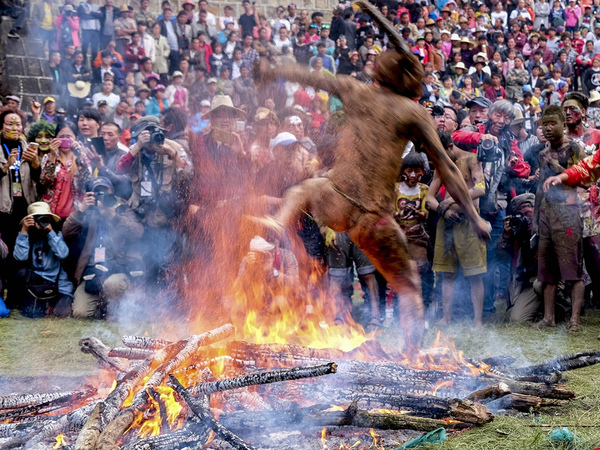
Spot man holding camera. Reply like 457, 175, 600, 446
116, 116, 192, 283
534, 106, 585, 333
497, 193, 542, 322
13, 202, 73, 318
453, 100, 531, 315
63, 177, 143, 319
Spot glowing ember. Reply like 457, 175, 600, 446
52, 434, 67, 449
325, 405, 346, 412
368, 428, 384, 449
369, 409, 409, 415
321, 427, 328, 449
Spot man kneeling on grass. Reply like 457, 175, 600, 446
426, 130, 487, 327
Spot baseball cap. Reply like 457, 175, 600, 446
84, 98, 94, 106
200, 99, 211, 107
89, 176, 113, 192
270, 132, 298, 149
207, 78, 218, 84
466, 97, 492, 109
5, 95, 20, 104
43, 96, 55, 104
97, 100, 108, 107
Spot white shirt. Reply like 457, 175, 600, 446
141, 33, 156, 63
92, 92, 120, 109
509, 9, 532, 22
491, 11, 508, 27
193, 10, 216, 29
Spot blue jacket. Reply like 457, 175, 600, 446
14, 231, 73, 296
145, 97, 169, 118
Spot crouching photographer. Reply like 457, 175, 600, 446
13, 202, 73, 318
115, 116, 192, 285
63, 177, 144, 319
497, 194, 542, 322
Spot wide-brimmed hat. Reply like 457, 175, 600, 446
466, 96, 492, 109
254, 107, 279, 123
590, 91, 600, 103
202, 94, 245, 120
136, 84, 150, 94
21, 202, 60, 224
474, 51, 488, 63
458, 16, 468, 23
426, 18, 435, 25
119, 4, 129, 13
451, 33, 461, 41
172, 71, 183, 79
460, 37, 474, 47
67, 80, 91, 98
63, 4, 75, 12
511, 107, 525, 126
455, 62, 467, 70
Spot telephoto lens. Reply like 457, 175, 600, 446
35, 215, 51, 229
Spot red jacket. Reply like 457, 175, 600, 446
123, 44, 146, 74
484, 86, 505, 103
452, 123, 531, 178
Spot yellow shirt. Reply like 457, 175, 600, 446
41, 3, 53, 30
395, 182, 429, 229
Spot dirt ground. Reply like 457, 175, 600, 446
1, 309, 600, 449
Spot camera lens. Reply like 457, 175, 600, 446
35, 216, 51, 228
100, 194, 117, 208
481, 139, 494, 151
432, 105, 444, 116
151, 130, 165, 145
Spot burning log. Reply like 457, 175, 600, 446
487, 393, 542, 412
514, 351, 600, 376
108, 348, 155, 360
0, 390, 93, 411
465, 383, 511, 403
121, 419, 210, 450
94, 324, 235, 449
73, 402, 103, 450
79, 337, 130, 373
226, 341, 343, 367
148, 389, 170, 436
121, 336, 172, 350
192, 362, 337, 395
514, 371, 562, 384
169, 375, 256, 450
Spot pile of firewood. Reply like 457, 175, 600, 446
1, 322, 599, 450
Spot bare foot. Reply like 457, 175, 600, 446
474, 320, 483, 328
532, 319, 556, 328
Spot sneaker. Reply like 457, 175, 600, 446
7, 30, 20, 39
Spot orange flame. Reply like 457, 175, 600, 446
321, 427, 328, 449
52, 434, 67, 449
369, 428, 384, 449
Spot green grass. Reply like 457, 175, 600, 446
0, 310, 599, 449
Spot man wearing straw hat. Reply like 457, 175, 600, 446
13, 202, 73, 318
114, 4, 137, 54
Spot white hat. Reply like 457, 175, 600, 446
249, 236, 275, 253
590, 90, 600, 103
200, 99, 211, 107
451, 33, 461, 41
201, 94, 245, 120
67, 80, 91, 98
270, 132, 298, 150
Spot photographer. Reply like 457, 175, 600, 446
497, 193, 542, 322
63, 177, 144, 319
115, 116, 192, 283
13, 202, 73, 318
452, 100, 531, 314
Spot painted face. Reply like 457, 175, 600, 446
36, 131, 52, 151
402, 167, 425, 187
2, 113, 22, 140
563, 100, 584, 125
542, 116, 564, 142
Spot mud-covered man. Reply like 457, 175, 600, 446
254, 0, 491, 352
534, 106, 585, 333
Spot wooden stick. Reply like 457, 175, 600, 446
514, 351, 600, 376
79, 337, 130, 372
465, 383, 511, 403
121, 336, 171, 350
73, 402, 103, 450
0, 390, 90, 411
95, 409, 135, 450
169, 375, 256, 450
120, 418, 210, 450
487, 393, 542, 412
502, 380, 575, 400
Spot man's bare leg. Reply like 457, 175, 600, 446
440, 272, 456, 325
469, 274, 484, 328
570, 280, 585, 330
349, 214, 424, 352
535, 283, 557, 327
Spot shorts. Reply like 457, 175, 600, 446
432, 217, 487, 276
538, 202, 583, 283
327, 232, 375, 277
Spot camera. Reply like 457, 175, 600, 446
95, 191, 117, 208
507, 214, 527, 233
477, 138, 502, 163
432, 104, 445, 116
34, 215, 51, 229
146, 125, 165, 146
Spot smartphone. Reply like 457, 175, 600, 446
235, 120, 246, 132
91, 136, 106, 157
28, 143, 39, 151
59, 138, 73, 149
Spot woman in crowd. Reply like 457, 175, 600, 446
458, 75, 481, 100
165, 71, 189, 112
249, 107, 279, 173
0, 108, 39, 252
40, 122, 91, 221
27, 121, 56, 167
76, 109, 101, 145
146, 84, 168, 117
505, 55, 529, 101
151, 22, 170, 82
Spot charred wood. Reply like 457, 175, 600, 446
108, 348, 155, 360
121, 418, 210, 450
0, 388, 96, 422
514, 351, 600, 376
74, 402, 103, 450
192, 362, 337, 395
465, 383, 511, 403
514, 371, 562, 384
502, 380, 575, 399
148, 389, 170, 436
169, 375, 256, 450
0, 390, 93, 411
79, 338, 130, 373
487, 393, 542, 412
121, 336, 171, 350
95, 409, 135, 450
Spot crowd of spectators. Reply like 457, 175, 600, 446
1, 0, 600, 335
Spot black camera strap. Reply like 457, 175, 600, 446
141, 153, 164, 196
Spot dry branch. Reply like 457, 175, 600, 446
502, 380, 575, 399
487, 393, 542, 412
79, 337, 130, 372
514, 351, 600, 376
121, 336, 172, 350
